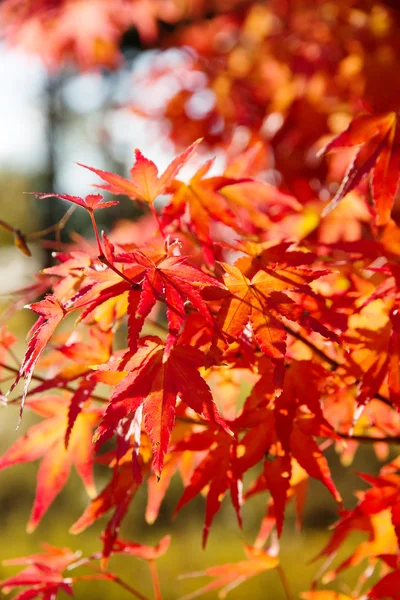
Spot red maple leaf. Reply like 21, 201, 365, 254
70, 462, 142, 560
369, 570, 400, 599
320, 111, 400, 225
105, 534, 171, 562
239, 361, 342, 534
8, 295, 66, 422
116, 249, 224, 358
161, 160, 299, 265
94, 337, 231, 477
173, 428, 239, 547
34, 192, 119, 211
0, 544, 78, 600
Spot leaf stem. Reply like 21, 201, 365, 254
276, 565, 293, 600
110, 575, 152, 600
149, 203, 165, 237
27, 205, 76, 242
98, 252, 139, 287
148, 560, 162, 600
73, 573, 151, 600
88, 211, 139, 288
89, 211, 104, 256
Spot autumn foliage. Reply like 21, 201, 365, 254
2, 1, 400, 599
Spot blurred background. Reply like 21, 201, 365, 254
0, 1, 399, 598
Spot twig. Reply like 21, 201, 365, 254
337, 432, 400, 444
0, 218, 15, 234
283, 323, 392, 407
27, 204, 76, 251
282, 324, 339, 369
0, 362, 108, 404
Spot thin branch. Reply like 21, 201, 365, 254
27, 204, 76, 251
283, 323, 392, 408
2, 360, 400, 445
282, 324, 339, 369
224, 284, 393, 409
0, 362, 109, 404
337, 432, 400, 445
5, 345, 21, 367
145, 318, 169, 336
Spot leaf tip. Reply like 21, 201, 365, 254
26, 520, 36, 534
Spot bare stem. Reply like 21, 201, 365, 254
88, 210, 139, 288
89, 211, 104, 256
148, 560, 162, 600
73, 572, 151, 600
98, 252, 140, 287
277, 565, 293, 600
149, 203, 165, 237
338, 432, 400, 444
111, 575, 152, 600
27, 205, 76, 242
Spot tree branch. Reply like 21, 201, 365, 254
337, 432, 400, 445
283, 323, 392, 408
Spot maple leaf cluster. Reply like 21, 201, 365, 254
130, 0, 400, 226
4, 0, 400, 599
1, 133, 400, 599
0, 0, 244, 70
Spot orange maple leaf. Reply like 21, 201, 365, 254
217, 262, 339, 362
79, 139, 201, 205
0, 394, 99, 531
180, 545, 279, 600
